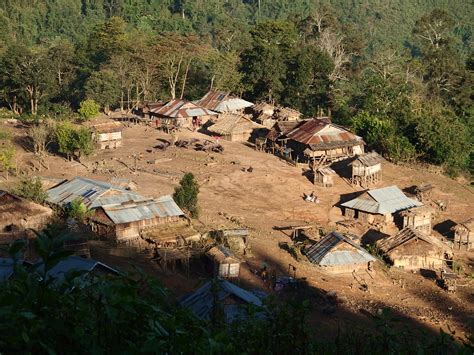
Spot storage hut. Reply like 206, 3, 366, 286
46, 177, 185, 244
0, 191, 53, 241
400, 205, 434, 235
149, 99, 218, 128
274, 106, 302, 121
283, 118, 365, 167
451, 218, 473, 251
340, 186, 422, 227
314, 167, 336, 187
85, 120, 124, 149
415, 184, 434, 203
304, 231, 375, 273
377, 227, 451, 270
197, 90, 253, 114
206, 245, 241, 278
207, 113, 264, 142
350, 152, 383, 187
180, 279, 264, 323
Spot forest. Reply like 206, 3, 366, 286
0, 0, 472, 176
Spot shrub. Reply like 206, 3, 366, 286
173, 172, 199, 218
15, 177, 47, 203
78, 99, 100, 120
67, 198, 92, 221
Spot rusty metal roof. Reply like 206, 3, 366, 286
150, 99, 218, 118
285, 119, 363, 149
197, 90, 253, 113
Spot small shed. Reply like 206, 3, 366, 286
180, 278, 264, 323
206, 245, 241, 278
85, 120, 124, 149
415, 184, 434, 203
400, 205, 434, 235
351, 152, 382, 187
304, 231, 375, 273
377, 226, 451, 270
207, 113, 264, 142
451, 218, 473, 251
274, 107, 302, 121
340, 186, 422, 226
314, 167, 336, 187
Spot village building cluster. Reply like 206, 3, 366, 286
1, 87, 471, 322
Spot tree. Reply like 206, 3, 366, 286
85, 69, 121, 113
28, 120, 54, 156
88, 16, 127, 66
78, 99, 100, 120
173, 172, 199, 218
55, 122, 94, 161
15, 177, 47, 204
0, 143, 15, 180
67, 198, 92, 222
208, 50, 244, 94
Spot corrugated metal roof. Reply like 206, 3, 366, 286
180, 279, 264, 323
102, 195, 183, 224
285, 119, 363, 150
46, 177, 184, 224
150, 99, 217, 118
341, 186, 422, 214
35, 256, 118, 283
197, 90, 253, 113
305, 232, 375, 266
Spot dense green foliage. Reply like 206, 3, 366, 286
14, 177, 48, 204
55, 122, 94, 160
173, 172, 199, 217
78, 99, 100, 120
0, 1, 472, 175
1, 231, 472, 353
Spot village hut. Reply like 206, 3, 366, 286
283, 118, 364, 167
46, 177, 185, 244
400, 205, 434, 235
314, 167, 337, 187
84, 120, 124, 149
415, 184, 434, 203
252, 102, 276, 127
197, 90, 253, 114
340, 186, 422, 227
149, 99, 218, 129
451, 218, 474, 251
377, 227, 451, 270
350, 152, 383, 187
206, 245, 241, 278
304, 231, 375, 273
0, 191, 53, 241
134, 101, 166, 119
207, 113, 264, 142
273, 106, 302, 121
180, 278, 264, 323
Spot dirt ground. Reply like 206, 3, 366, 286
1, 120, 473, 340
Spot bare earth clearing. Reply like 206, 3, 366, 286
2, 121, 473, 340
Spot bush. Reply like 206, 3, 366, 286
67, 198, 91, 221
78, 99, 100, 120
55, 122, 94, 160
173, 172, 199, 218
15, 177, 47, 203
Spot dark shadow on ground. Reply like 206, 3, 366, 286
361, 229, 389, 245
434, 219, 457, 238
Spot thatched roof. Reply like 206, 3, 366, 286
377, 226, 449, 254
0, 191, 53, 229
207, 113, 262, 136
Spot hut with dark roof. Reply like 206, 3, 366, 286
282, 118, 364, 167
377, 227, 451, 270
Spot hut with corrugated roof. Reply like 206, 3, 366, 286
350, 152, 383, 187
207, 113, 264, 142
304, 231, 375, 273
206, 245, 241, 278
377, 226, 451, 270
197, 90, 253, 114
283, 118, 364, 167
46, 177, 185, 244
451, 218, 473, 251
340, 186, 422, 227
150, 99, 218, 128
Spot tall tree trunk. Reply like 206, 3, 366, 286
180, 59, 191, 99
120, 90, 124, 111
